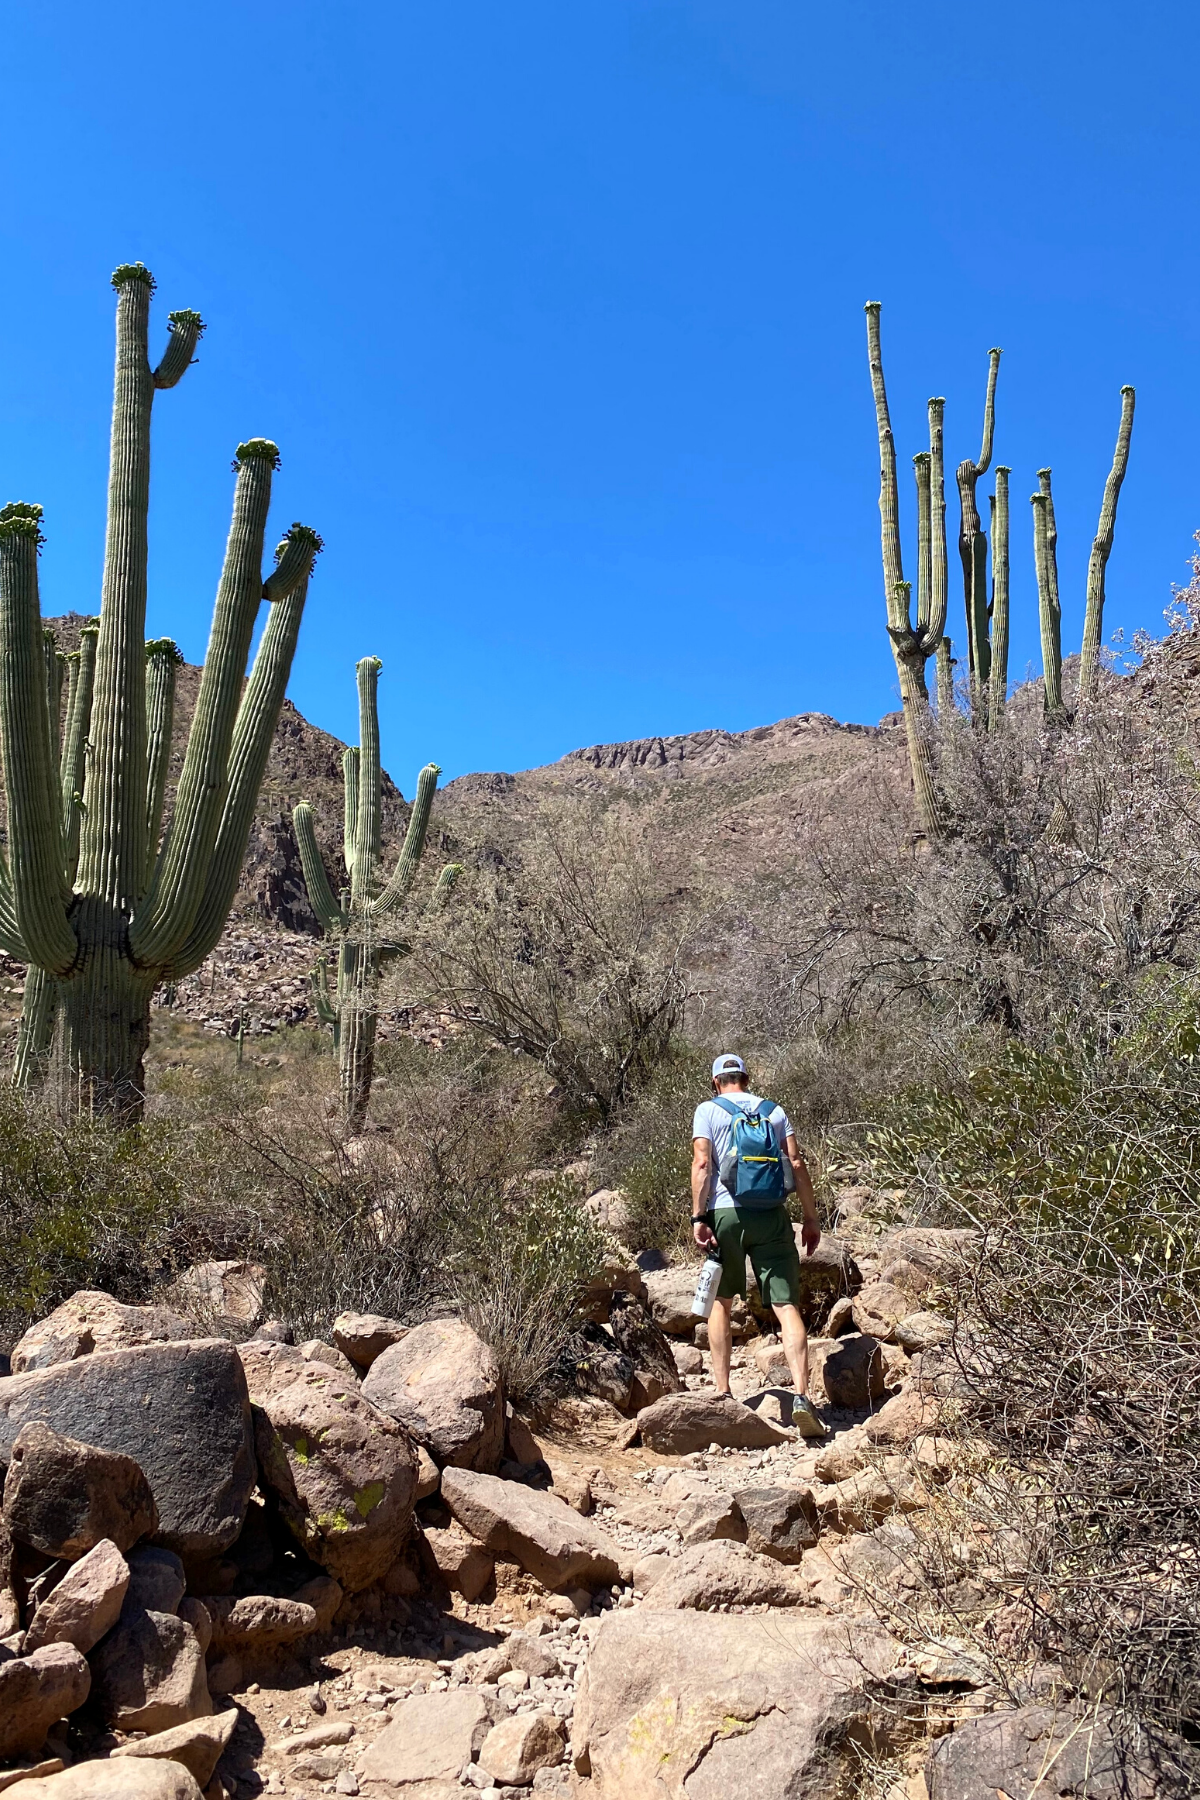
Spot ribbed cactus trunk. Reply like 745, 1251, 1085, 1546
956, 349, 1001, 720
1079, 387, 1136, 701
0, 265, 321, 1121
294, 656, 450, 1132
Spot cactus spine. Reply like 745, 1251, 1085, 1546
864, 302, 945, 838
0, 266, 321, 1120
293, 657, 452, 1130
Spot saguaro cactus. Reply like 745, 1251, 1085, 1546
864, 302, 946, 838
1031, 468, 1064, 718
293, 657, 453, 1130
1080, 387, 1136, 700
957, 349, 1002, 710
0, 264, 321, 1120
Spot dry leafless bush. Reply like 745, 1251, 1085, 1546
396, 801, 693, 1121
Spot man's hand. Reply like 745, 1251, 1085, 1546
800, 1215, 821, 1257
693, 1216, 717, 1251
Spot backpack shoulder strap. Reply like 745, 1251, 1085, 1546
710, 1096, 744, 1120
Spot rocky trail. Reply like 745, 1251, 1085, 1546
0, 1201, 1189, 1800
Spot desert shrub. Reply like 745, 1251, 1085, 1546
449, 1174, 611, 1400
858, 980, 1200, 1733
399, 801, 693, 1121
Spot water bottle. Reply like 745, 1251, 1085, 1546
691, 1251, 723, 1320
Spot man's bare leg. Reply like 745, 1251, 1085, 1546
708, 1296, 734, 1395
774, 1303, 809, 1395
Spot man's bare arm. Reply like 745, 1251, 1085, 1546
691, 1138, 717, 1248
787, 1134, 821, 1256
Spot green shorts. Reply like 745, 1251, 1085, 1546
713, 1203, 802, 1310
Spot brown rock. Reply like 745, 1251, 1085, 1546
894, 1310, 951, 1353
821, 1333, 887, 1409
177, 1599, 211, 1656
480, 1710, 566, 1785
89, 1608, 212, 1733
362, 1318, 504, 1473
813, 1431, 867, 1483
579, 1260, 648, 1325
851, 1280, 910, 1343
24, 1537, 129, 1654
643, 1540, 808, 1610
574, 1607, 901, 1796
424, 1524, 495, 1602
331, 1311, 408, 1369
862, 1386, 940, 1447
928, 1704, 1193, 1800
10, 1292, 191, 1375
734, 1486, 819, 1562
441, 1466, 623, 1591
111, 1706, 239, 1786
2, 1765, 204, 1799
289, 1574, 343, 1632
674, 1491, 746, 1546
635, 1391, 791, 1455
126, 1546, 187, 1615
2, 1421, 157, 1559
248, 1360, 417, 1592
358, 1689, 491, 1786
671, 1342, 703, 1376
0, 1642, 91, 1757
641, 1266, 700, 1335
203, 1594, 319, 1652
414, 1444, 441, 1500
506, 1631, 561, 1678
789, 1233, 862, 1329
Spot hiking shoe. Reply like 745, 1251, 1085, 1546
791, 1395, 828, 1440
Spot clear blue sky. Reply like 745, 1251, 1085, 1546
1, 3, 1197, 784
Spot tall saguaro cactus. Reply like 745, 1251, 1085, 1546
957, 349, 1002, 709
0, 264, 321, 1120
1080, 386, 1136, 700
864, 302, 945, 839
293, 657, 451, 1130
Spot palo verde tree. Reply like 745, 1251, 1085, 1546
0, 264, 322, 1121
292, 656, 457, 1131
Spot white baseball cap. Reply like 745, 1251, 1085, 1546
711, 1053, 746, 1078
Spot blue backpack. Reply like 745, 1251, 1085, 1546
712, 1096, 790, 1207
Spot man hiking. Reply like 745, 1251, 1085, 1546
691, 1052, 826, 1438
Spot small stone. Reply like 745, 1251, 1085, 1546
498, 1668, 530, 1691
331, 1312, 409, 1370
479, 1710, 566, 1786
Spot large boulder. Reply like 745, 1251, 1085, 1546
3, 1765, 204, 1799
202, 1593, 319, 1652
125, 1546, 187, 1615
89, 1606, 211, 1733
850, 1280, 910, 1343
928, 1705, 1193, 1800
636, 1391, 791, 1455
479, 1710, 566, 1785
862, 1385, 939, 1446
359, 1689, 492, 1788
362, 1318, 504, 1472
2, 1420, 158, 1558
642, 1267, 700, 1336
821, 1333, 887, 1409
608, 1292, 682, 1410
555, 1324, 635, 1411
441, 1466, 624, 1591
10, 1292, 192, 1375
111, 1706, 239, 1787
642, 1540, 808, 1611
573, 1607, 902, 1796
0, 1642, 91, 1757
788, 1233, 862, 1329
24, 1537, 130, 1654
246, 1359, 417, 1591
0, 1342, 255, 1563
331, 1311, 408, 1369
733, 1486, 819, 1563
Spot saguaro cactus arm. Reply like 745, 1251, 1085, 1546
988, 469, 1011, 731
957, 348, 1002, 701
61, 621, 98, 825
153, 310, 205, 389
375, 763, 441, 917
79, 266, 203, 914
342, 748, 360, 886
133, 441, 282, 964
1080, 386, 1136, 700
925, 398, 947, 652
167, 541, 321, 979
294, 801, 346, 936
143, 637, 182, 886
864, 303, 906, 635
0, 508, 76, 974
351, 656, 384, 904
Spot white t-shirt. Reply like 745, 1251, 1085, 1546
692, 1092, 793, 1210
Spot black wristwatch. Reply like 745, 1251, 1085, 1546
691, 1209, 714, 1224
